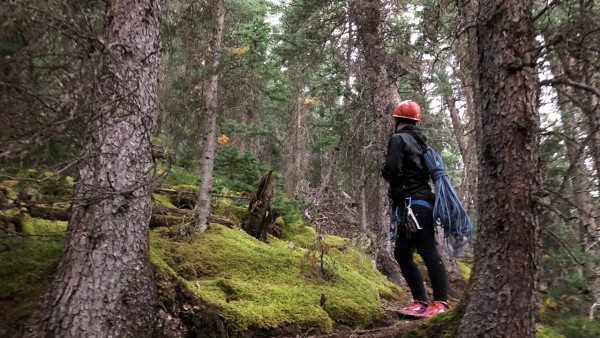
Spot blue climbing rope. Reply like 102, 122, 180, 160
423, 147, 472, 255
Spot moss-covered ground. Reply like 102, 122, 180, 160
0, 216, 66, 331
150, 218, 399, 334
1, 176, 402, 335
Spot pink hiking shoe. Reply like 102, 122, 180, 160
419, 301, 450, 318
398, 300, 428, 317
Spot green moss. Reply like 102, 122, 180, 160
323, 235, 349, 248
0, 182, 18, 200
24, 169, 38, 177
536, 324, 567, 338
150, 247, 182, 308
2, 169, 73, 202
420, 294, 470, 337
0, 215, 65, 331
153, 193, 177, 209
171, 184, 197, 192
212, 197, 247, 224
20, 214, 67, 235
282, 220, 317, 249
0, 231, 64, 327
51, 202, 71, 209
551, 316, 600, 338
150, 224, 391, 334
457, 261, 471, 280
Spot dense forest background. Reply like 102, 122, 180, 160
0, 0, 599, 337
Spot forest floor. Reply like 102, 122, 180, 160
312, 306, 426, 338
1, 175, 461, 338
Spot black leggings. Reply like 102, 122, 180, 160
394, 204, 448, 303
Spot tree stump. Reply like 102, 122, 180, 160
242, 171, 274, 242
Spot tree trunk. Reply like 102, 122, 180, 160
315, 146, 338, 205
457, 0, 541, 336
353, 0, 404, 285
548, 48, 600, 321
25, 0, 161, 336
445, 95, 476, 214
196, 0, 225, 232
453, 0, 479, 217
284, 81, 310, 196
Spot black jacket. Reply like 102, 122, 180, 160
381, 125, 434, 201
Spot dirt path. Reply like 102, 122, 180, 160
310, 307, 426, 338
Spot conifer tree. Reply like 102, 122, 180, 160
25, 0, 162, 336
458, 0, 541, 336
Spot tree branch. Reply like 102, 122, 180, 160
540, 77, 600, 98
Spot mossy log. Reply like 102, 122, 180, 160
155, 188, 197, 209
150, 205, 236, 229
1, 201, 236, 231
29, 205, 70, 222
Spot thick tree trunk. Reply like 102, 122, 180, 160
453, 0, 479, 217
196, 0, 225, 232
457, 0, 541, 337
25, 0, 161, 336
353, 0, 404, 285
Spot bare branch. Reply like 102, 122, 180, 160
540, 77, 600, 98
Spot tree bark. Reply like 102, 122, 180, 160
242, 171, 274, 242
25, 0, 162, 336
315, 146, 338, 205
453, 0, 479, 217
457, 0, 541, 337
284, 80, 311, 196
196, 0, 225, 232
353, 0, 404, 285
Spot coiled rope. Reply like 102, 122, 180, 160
423, 147, 472, 255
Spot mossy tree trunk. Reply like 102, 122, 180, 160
457, 0, 541, 336
24, 0, 162, 336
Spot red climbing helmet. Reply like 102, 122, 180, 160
392, 100, 421, 121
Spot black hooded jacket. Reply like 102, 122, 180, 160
381, 125, 434, 201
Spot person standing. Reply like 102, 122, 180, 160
381, 100, 450, 318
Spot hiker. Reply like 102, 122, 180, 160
381, 100, 450, 318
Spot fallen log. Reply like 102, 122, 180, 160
155, 188, 197, 209
2, 202, 237, 230
150, 205, 237, 229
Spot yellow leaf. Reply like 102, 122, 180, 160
217, 134, 230, 145
304, 97, 317, 105
229, 45, 251, 56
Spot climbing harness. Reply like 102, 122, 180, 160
389, 197, 433, 240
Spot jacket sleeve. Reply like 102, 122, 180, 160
381, 134, 405, 182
